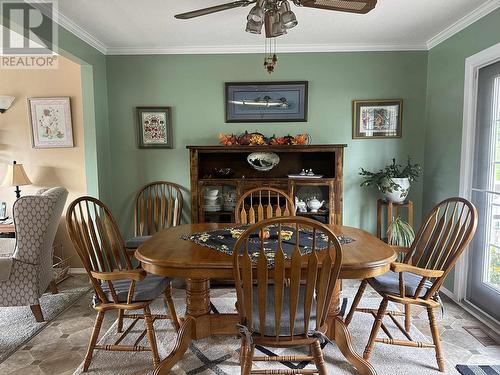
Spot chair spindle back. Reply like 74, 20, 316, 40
404, 197, 477, 297
235, 187, 295, 224
135, 181, 183, 236
233, 216, 342, 339
66, 197, 133, 303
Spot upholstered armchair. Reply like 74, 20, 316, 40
0, 187, 68, 321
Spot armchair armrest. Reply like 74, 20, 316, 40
90, 269, 146, 282
391, 262, 444, 278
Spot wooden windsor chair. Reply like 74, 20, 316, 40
233, 216, 343, 375
66, 196, 180, 372
235, 187, 295, 224
344, 197, 477, 372
126, 181, 183, 249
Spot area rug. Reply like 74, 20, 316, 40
456, 365, 500, 375
0, 282, 91, 363
73, 296, 459, 374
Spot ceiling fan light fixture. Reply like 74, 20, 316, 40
264, 11, 286, 38
247, 4, 264, 22
246, 18, 264, 34
279, 1, 298, 29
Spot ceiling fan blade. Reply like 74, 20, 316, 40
294, 0, 377, 14
175, 0, 256, 19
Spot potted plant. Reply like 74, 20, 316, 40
387, 217, 415, 261
359, 158, 421, 203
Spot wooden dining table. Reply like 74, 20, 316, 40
136, 223, 396, 375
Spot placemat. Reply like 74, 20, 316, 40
181, 225, 354, 265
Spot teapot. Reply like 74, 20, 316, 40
307, 197, 325, 213
294, 196, 307, 213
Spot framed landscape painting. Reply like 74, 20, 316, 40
225, 81, 308, 123
352, 99, 403, 139
136, 107, 173, 149
28, 97, 74, 148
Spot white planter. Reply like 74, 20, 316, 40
379, 177, 410, 203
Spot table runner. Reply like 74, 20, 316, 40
181, 225, 354, 265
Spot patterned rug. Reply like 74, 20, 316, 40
73, 295, 461, 374
0, 282, 91, 363
456, 365, 500, 375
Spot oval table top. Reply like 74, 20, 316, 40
136, 223, 396, 280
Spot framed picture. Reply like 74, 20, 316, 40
225, 81, 308, 123
28, 97, 74, 148
136, 107, 173, 149
352, 99, 403, 139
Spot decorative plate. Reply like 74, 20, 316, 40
247, 152, 280, 172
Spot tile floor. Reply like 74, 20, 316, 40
0, 276, 498, 375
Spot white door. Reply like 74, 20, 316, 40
467, 60, 500, 321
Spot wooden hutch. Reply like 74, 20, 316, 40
188, 144, 346, 225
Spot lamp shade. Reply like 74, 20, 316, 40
2, 161, 32, 187
0, 96, 15, 113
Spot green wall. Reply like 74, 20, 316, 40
105, 52, 428, 237
424, 8, 500, 291
57, 26, 110, 201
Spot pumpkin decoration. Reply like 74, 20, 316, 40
219, 131, 309, 146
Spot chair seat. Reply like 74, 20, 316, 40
368, 270, 433, 298
125, 236, 152, 249
250, 285, 317, 337
94, 273, 170, 305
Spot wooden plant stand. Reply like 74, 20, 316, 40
376, 199, 414, 241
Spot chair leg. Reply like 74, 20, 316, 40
117, 309, 124, 333
164, 284, 180, 331
144, 305, 160, 367
49, 280, 59, 294
345, 279, 368, 326
83, 311, 104, 372
405, 304, 411, 333
30, 304, 44, 322
363, 297, 388, 360
427, 307, 445, 372
241, 343, 254, 375
310, 340, 327, 375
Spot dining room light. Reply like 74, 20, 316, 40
279, 1, 298, 29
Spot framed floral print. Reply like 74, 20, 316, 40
136, 107, 173, 149
352, 99, 403, 139
28, 97, 74, 148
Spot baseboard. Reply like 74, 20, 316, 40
440, 286, 458, 302
69, 267, 86, 274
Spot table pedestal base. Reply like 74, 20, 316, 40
154, 278, 376, 375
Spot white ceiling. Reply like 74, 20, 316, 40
56, 0, 500, 54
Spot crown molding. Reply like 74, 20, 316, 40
55, 9, 108, 54
107, 43, 427, 55
426, 0, 500, 50
35, 0, 498, 56
25, 0, 107, 54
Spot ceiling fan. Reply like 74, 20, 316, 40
175, 0, 377, 37
175, 0, 377, 72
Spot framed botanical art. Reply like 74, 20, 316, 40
225, 81, 308, 123
352, 99, 403, 139
136, 107, 173, 149
28, 97, 74, 148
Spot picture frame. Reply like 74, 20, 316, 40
352, 99, 403, 139
28, 97, 74, 148
136, 107, 173, 149
225, 81, 308, 123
